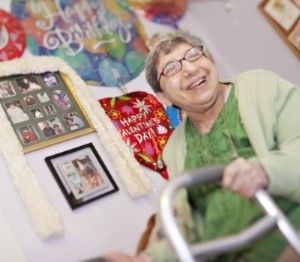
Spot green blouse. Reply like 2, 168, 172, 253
184, 88, 300, 261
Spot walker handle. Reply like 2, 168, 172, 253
159, 165, 300, 262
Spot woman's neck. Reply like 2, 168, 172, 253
188, 83, 228, 134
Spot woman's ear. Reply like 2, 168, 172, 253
156, 92, 172, 106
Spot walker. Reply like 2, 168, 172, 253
159, 165, 300, 261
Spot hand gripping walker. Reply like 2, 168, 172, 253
159, 165, 300, 262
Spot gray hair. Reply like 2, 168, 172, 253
145, 35, 206, 92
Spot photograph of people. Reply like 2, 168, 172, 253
59, 161, 85, 198
64, 112, 85, 130
52, 123, 64, 135
103, 35, 300, 261
0, 80, 15, 98
48, 118, 65, 135
43, 104, 56, 115
23, 95, 36, 106
38, 118, 65, 138
16, 76, 42, 93
38, 120, 56, 138
52, 90, 71, 110
58, 156, 105, 201
5, 100, 29, 124
30, 108, 43, 119
18, 126, 38, 144
36, 92, 50, 103
73, 156, 104, 193
42, 72, 59, 87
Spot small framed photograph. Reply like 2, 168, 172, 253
45, 143, 119, 209
63, 111, 85, 131
30, 108, 44, 119
0, 71, 94, 153
259, 0, 300, 59
23, 95, 36, 106
36, 92, 50, 103
5, 100, 29, 124
0, 80, 16, 98
43, 104, 57, 115
16, 76, 42, 94
17, 125, 39, 144
52, 90, 71, 110
38, 117, 66, 137
42, 72, 59, 87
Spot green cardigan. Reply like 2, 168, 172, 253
146, 69, 300, 261
164, 69, 300, 202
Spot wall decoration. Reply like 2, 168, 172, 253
0, 9, 26, 61
0, 72, 94, 153
0, 57, 151, 239
128, 0, 187, 28
259, 0, 300, 59
10, 0, 149, 86
45, 143, 118, 209
288, 19, 300, 50
99, 91, 173, 179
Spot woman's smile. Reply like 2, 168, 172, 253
186, 75, 207, 91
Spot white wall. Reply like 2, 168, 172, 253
0, 1, 299, 262
187, 0, 300, 84
0, 3, 166, 262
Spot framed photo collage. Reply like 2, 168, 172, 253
0, 71, 93, 152
0, 71, 119, 208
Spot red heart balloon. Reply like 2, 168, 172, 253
99, 91, 173, 179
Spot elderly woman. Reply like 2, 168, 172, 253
105, 36, 300, 261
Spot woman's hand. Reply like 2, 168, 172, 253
222, 158, 269, 198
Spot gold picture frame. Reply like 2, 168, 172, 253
259, 0, 300, 59
0, 71, 94, 153
0, 56, 150, 203
0, 56, 150, 240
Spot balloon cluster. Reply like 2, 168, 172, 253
10, 0, 148, 86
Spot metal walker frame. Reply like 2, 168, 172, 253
160, 165, 300, 261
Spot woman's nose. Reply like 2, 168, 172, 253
182, 60, 198, 77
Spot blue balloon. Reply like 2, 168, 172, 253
98, 58, 130, 87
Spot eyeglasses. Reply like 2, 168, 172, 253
158, 46, 204, 80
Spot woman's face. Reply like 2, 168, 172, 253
157, 43, 220, 114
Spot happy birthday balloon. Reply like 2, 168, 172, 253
10, 0, 148, 86
128, 0, 187, 28
99, 91, 173, 179
0, 9, 26, 61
